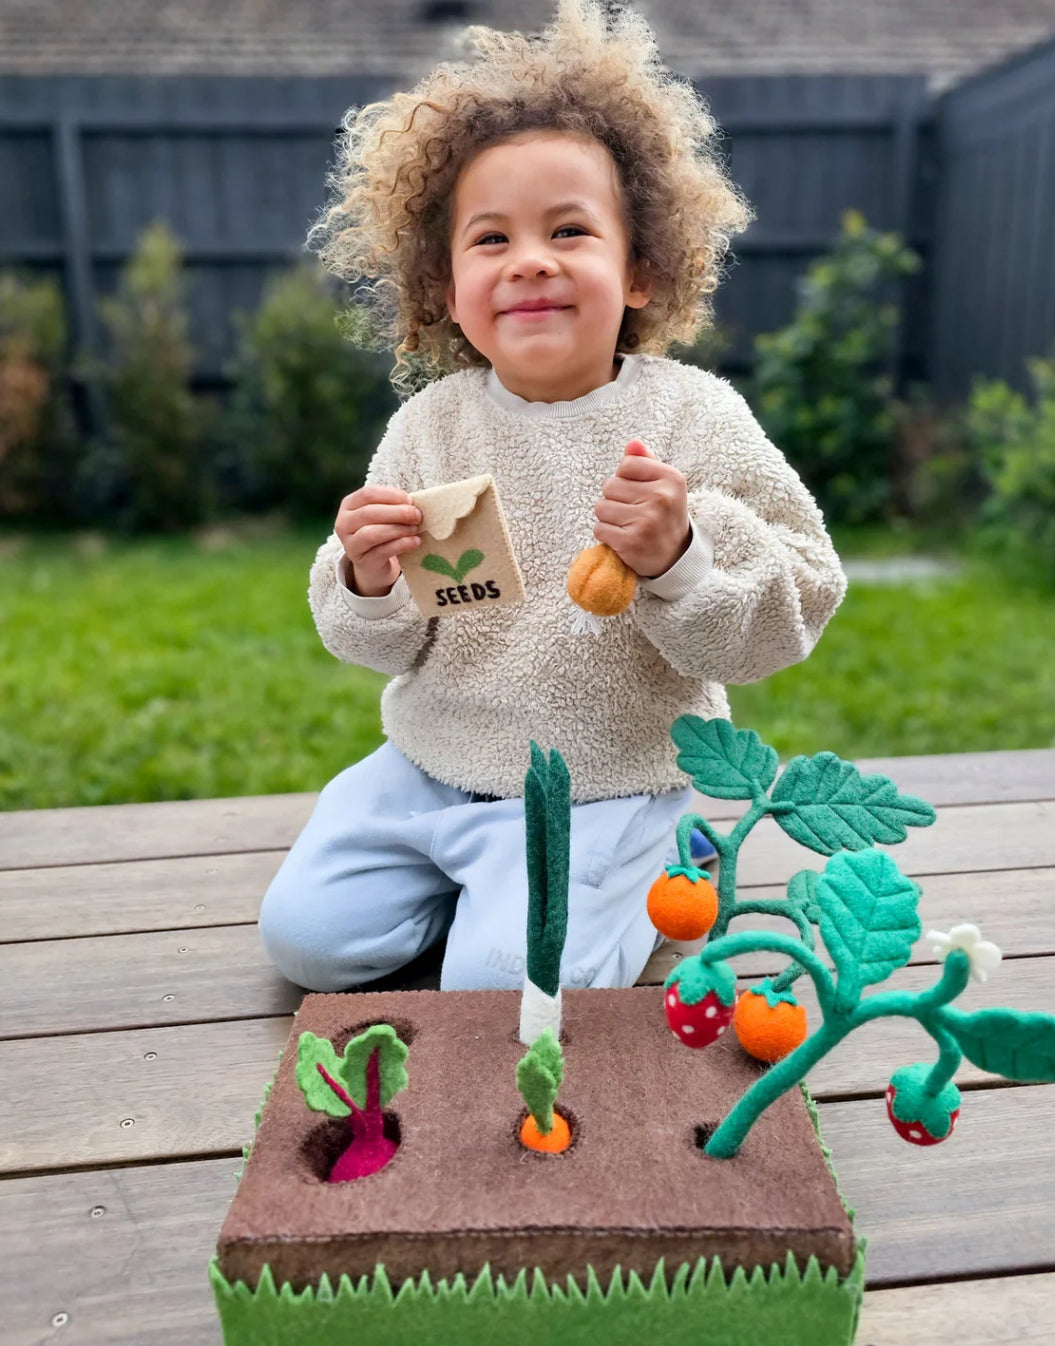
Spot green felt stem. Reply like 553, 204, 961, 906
684, 796, 772, 943
706, 1017, 850, 1159
706, 949, 973, 1157
699, 931, 837, 1018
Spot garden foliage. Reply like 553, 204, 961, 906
752, 210, 920, 524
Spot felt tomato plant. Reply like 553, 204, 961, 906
296, 1024, 409, 1181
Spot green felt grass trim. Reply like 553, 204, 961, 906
516, 1028, 564, 1134
210, 1246, 865, 1346
524, 741, 570, 999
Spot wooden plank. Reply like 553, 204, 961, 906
6, 840, 1052, 1040
4, 957, 1053, 1175
0, 1018, 292, 1175
2, 749, 1051, 871
821, 1084, 1055, 1285
0, 926, 303, 1040
642, 865, 1055, 984
2, 1087, 1054, 1345
0, 851, 281, 943
859, 1274, 1055, 1344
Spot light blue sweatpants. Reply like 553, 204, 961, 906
258, 741, 692, 993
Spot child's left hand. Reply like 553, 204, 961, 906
593, 440, 692, 579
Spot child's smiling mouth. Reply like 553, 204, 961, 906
498, 297, 573, 319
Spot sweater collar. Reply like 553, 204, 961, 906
484, 354, 642, 419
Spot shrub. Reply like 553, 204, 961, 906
888, 386, 987, 532
77, 221, 209, 531
0, 270, 79, 522
751, 210, 920, 524
219, 263, 396, 520
966, 349, 1055, 581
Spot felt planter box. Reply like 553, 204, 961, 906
212, 986, 864, 1345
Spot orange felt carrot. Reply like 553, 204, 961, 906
520, 1110, 572, 1154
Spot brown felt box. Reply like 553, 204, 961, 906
217, 987, 855, 1292
398, 474, 525, 616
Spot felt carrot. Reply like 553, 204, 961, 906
516, 1028, 571, 1154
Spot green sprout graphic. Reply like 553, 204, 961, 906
421, 549, 485, 583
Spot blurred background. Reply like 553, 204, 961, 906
2, 0, 1054, 809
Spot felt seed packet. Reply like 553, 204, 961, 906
399, 473, 525, 616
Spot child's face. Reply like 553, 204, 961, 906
446, 131, 652, 402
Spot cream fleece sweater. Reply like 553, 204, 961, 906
308, 353, 847, 803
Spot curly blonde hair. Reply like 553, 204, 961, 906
306, 0, 753, 394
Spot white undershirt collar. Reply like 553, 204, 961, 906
484, 354, 642, 420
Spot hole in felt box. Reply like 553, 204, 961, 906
693, 1122, 718, 1152
302, 1111, 403, 1184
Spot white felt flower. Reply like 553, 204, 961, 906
926, 923, 1002, 983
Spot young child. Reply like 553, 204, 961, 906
259, 0, 847, 995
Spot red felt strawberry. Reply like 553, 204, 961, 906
663, 958, 737, 1049
885, 1063, 961, 1146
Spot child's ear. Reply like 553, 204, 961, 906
445, 282, 459, 325
625, 263, 654, 311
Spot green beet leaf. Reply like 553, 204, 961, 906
943, 1007, 1055, 1081
296, 1031, 351, 1118
295, 1025, 409, 1116
669, 716, 778, 800
769, 752, 937, 855
815, 850, 921, 1008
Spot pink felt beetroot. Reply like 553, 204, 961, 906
663, 959, 737, 1048
296, 1024, 409, 1181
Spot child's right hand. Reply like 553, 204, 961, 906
335, 485, 422, 597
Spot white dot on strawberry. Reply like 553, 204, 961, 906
705, 1005, 717, 1018
717, 1025, 726, 1035
683, 1023, 695, 1033
668, 993, 676, 1006
908, 1129, 922, 1140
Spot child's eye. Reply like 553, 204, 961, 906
474, 233, 506, 246
554, 226, 587, 238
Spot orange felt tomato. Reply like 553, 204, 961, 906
732, 985, 808, 1063
646, 866, 718, 941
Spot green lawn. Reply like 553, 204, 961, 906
2, 524, 1053, 810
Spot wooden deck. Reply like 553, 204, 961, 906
1, 746, 1054, 1344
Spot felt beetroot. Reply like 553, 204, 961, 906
664, 958, 736, 1048
885, 1063, 961, 1146
296, 1024, 408, 1182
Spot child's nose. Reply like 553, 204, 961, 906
505, 248, 559, 280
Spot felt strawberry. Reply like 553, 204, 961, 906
885, 1062, 961, 1146
663, 958, 736, 1049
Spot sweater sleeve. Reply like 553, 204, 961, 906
630, 378, 847, 685
306, 402, 435, 676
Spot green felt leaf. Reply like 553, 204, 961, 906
815, 850, 921, 1006
769, 753, 937, 856
340, 1024, 409, 1109
786, 869, 822, 922
454, 549, 484, 581
421, 553, 459, 580
670, 716, 778, 800
295, 1032, 350, 1118
524, 742, 570, 999
943, 1007, 1055, 1082
517, 1029, 564, 1133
